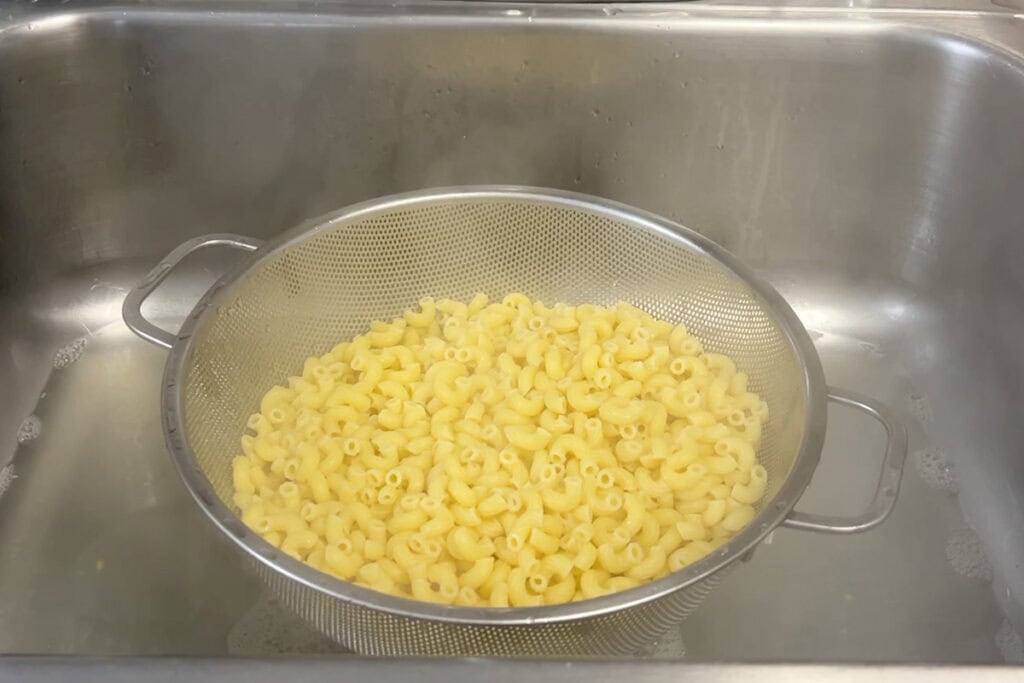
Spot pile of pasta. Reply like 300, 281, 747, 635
233, 294, 768, 607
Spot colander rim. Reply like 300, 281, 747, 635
160, 185, 828, 626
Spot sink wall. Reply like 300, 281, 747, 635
0, 4, 1022, 660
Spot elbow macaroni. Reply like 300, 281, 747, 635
234, 294, 769, 606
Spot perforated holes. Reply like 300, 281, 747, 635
183, 194, 809, 654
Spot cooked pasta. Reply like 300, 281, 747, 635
233, 294, 768, 606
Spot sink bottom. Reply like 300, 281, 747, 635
0, 261, 1014, 661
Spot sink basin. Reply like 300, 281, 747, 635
0, 0, 1022, 665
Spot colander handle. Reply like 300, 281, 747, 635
781, 387, 908, 534
122, 234, 262, 350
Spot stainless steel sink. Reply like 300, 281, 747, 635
1, 0, 1023, 667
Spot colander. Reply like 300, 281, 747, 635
122, 186, 907, 656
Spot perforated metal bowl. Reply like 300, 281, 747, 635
123, 187, 907, 656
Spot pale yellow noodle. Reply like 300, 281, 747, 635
234, 294, 768, 606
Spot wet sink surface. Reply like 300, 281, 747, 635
0, 0, 1022, 662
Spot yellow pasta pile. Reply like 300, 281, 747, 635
233, 293, 768, 606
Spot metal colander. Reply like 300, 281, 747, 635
123, 187, 906, 657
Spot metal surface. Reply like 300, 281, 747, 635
133, 186, 836, 655
0, 0, 1022, 665
122, 234, 262, 349
1, 659, 1023, 683
782, 387, 908, 534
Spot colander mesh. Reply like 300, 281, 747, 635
181, 194, 806, 655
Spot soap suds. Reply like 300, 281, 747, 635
0, 464, 15, 497
996, 618, 1024, 663
227, 592, 348, 655
945, 526, 993, 582
914, 448, 958, 494
16, 415, 41, 444
53, 337, 87, 369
